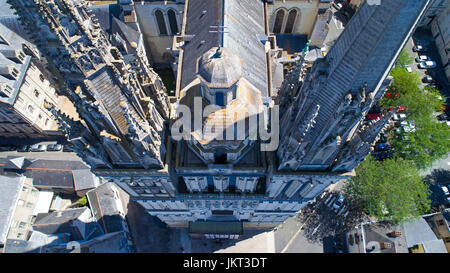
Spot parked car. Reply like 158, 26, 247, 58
437, 113, 449, 121
47, 144, 63, 151
441, 186, 450, 196
17, 145, 31, 152
348, 234, 354, 246
374, 143, 391, 152
377, 134, 388, 144
422, 75, 434, 83
0, 145, 16, 151
393, 113, 407, 122
369, 105, 382, 113
373, 152, 393, 161
63, 144, 74, 152
415, 55, 430, 63
367, 113, 381, 121
30, 144, 46, 152
405, 66, 412, 73
428, 82, 442, 90
413, 44, 425, 52
333, 195, 345, 212
419, 61, 437, 69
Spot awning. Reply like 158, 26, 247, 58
188, 221, 243, 235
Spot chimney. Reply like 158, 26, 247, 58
389, 231, 402, 237
380, 242, 392, 249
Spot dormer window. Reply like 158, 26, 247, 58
0, 84, 12, 97
11, 68, 19, 79
17, 50, 26, 62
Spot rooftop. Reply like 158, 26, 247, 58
0, 175, 25, 244
86, 183, 126, 234
180, 0, 268, 96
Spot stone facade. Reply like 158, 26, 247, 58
10, 0, 432, 235
0, 23, 62, 138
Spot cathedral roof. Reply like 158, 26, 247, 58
180, 0, 268, 96
197, 47, 243, 88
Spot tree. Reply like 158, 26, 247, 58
344, 157, 431, 223
383, 86, 443, 123
396, 49, 414, 68
391, 116, 450, 170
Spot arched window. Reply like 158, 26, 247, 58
273, 9, 285, 33
167, 9, 179, 35
155, 10, 168, 35
284, 9, 298, 34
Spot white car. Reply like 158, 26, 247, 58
30, 144, 46, 152
405, 66, 412, 72
419, 61, 437, 69
441, 186, 450, 196
413, 45, 424, 52
415, 55, 430, 62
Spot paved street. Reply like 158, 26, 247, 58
412, 29, 450, 98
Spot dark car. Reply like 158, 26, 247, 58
422, 75, 434, 83
374, 143, 391, 152
348, 234, 354, 246
437, 113, 449, 121
377, 134, 388, 144
0, 145, 16, 151
47, 144, 63, 151
63, 144, 75, 152
369, 105, 382, 114
428, 82, 442, 90
17, 145, 31, 152
373, 152, 393, 161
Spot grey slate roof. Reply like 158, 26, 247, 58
181, 0, 268, 96
72, 169, 99, 191
86, 183, 125, 234
0, 175, 25, 244
0, 157, 96, 192
33, 207, 90, 241
111, 17, 140, 49
422, 239, 447, 253
402, 217, 442, 248
87, 4, 121, 33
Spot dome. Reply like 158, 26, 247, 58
197, 47, 243, 88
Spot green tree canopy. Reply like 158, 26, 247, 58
396, 49, 414, 68
386, 66, 422, 96
344, 157, 431, 223
391, 116, 450, 170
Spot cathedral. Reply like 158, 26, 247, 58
8, 0, 431, 239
